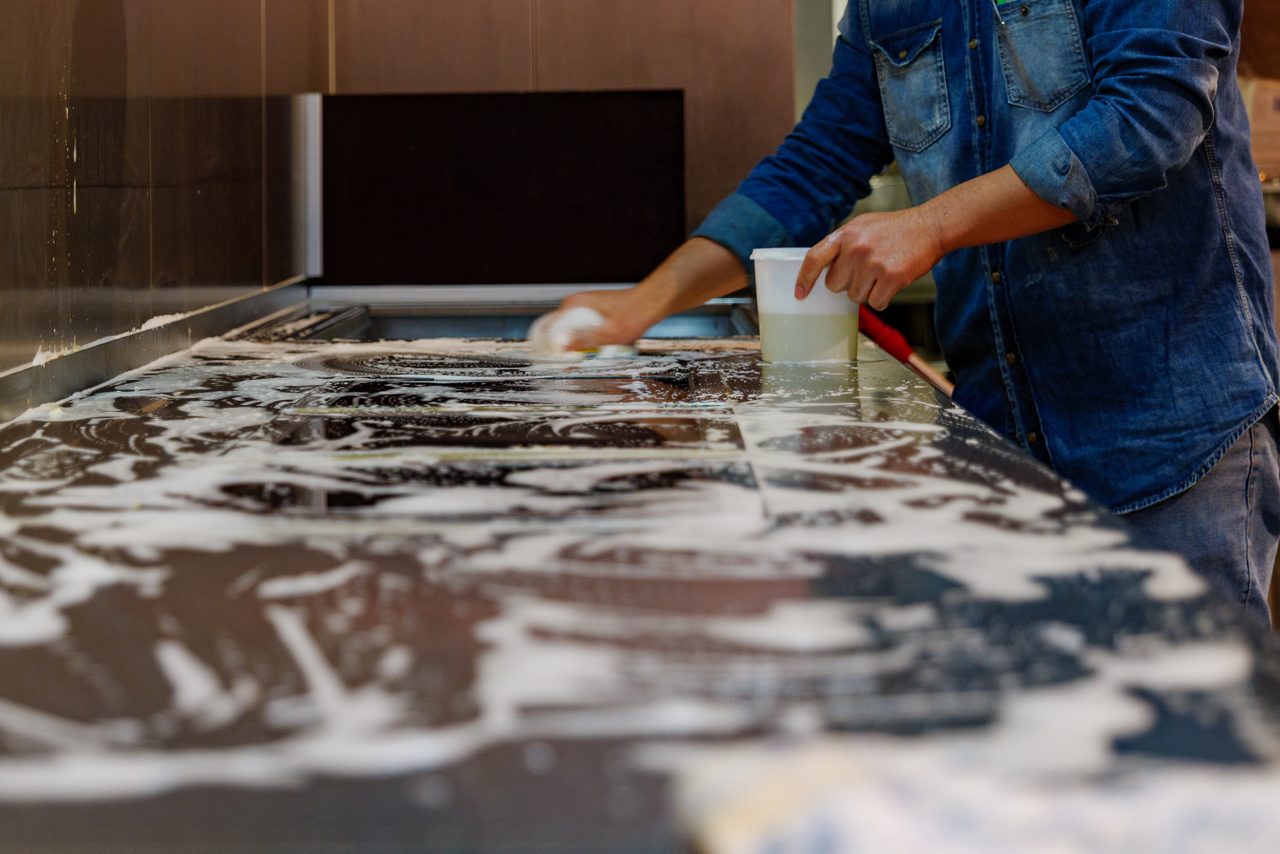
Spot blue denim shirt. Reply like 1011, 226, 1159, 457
693, 0, 1279, 512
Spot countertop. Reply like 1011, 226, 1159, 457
0, 336, 1277, 852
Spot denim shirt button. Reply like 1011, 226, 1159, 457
1027, 431, 1039, 445
991, 271, 1003, 284
968, 38, 979, 50
1056, 159, 1070, 176
1005, 351, 1018, 365
976, 114, 987, 128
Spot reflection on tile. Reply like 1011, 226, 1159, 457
209, 457, 759, 523
261, 410, 743, 453
0, 341, 1275, 846
0, 335, 1274, 850
292, 376, 709, 410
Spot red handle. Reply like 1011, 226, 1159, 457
857, 306, 915, 364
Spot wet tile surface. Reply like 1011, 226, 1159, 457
0, 337, 1278, 851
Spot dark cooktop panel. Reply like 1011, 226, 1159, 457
321, 92, 686, 286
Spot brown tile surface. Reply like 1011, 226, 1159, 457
534, 0, 796, 230
0, 338, 1271, 848
334, 0, 535, 93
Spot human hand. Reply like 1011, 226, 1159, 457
541, 288, 660, 351
794, 207, 945, 311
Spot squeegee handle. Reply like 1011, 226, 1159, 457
857, 306, 955, 398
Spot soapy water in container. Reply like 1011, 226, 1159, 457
752, 248, 859, 364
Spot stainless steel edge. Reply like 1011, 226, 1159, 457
309, 283, 754, 313
303, 94, 324, 279
309, 283, 637, 310
0, 282, 309, 423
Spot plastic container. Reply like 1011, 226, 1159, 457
751, 247, 859, 363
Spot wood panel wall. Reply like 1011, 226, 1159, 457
0, 0, 268, 374
1242, 1, 1280, 79
278, 0, 796, 232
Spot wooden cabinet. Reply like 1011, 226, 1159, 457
333, 0, 535, 93
534, 0, 794, 229
297, 0, 795, 230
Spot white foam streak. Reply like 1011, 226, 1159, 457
258, 562, 368, 599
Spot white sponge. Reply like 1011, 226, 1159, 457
528, 306, 606, 359
597, 344, 639, 359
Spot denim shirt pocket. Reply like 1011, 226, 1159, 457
869, 20, 951, 153
995, 0, 1091, 112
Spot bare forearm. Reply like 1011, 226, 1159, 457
797, 165, 1077, 309
921, 165, 1077, 254
557, 237, 747, 348
634, 237, 748, 321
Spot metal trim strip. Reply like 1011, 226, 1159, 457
0, 283, 308, 423
309, 283, 752, 313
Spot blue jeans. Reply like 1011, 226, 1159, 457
1124, 409, 1280, 627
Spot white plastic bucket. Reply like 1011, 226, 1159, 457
751, 247, 858, 364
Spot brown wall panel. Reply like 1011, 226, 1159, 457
75, 1, 150, 189
0, 0, 271, 378
0, 3, 74, 190
1242, 4, 1280, 79
266, 0, 330, 94
134, 0, 263, 98
0, 1, 155, 372
63, 186, 153, 340
534, 0, 795, 231
138, 0, 265, 312
151, 182, 265, 311
0, 192, 57, 370
333, 0, 534, 93
263, 1, 328, 285
150, 95, 265, 308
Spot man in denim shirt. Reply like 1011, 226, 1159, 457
552, 0, 1280, 622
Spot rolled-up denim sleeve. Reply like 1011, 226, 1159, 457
693, 3, 894, 270
1010, 0, 1238, 228
691, 193, 794, 270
